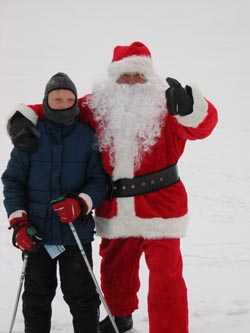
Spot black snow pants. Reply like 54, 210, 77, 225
22, 245, 100, 333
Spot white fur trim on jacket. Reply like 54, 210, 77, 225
174, 86, 208, 128
7, 104, 38, 135
78, 193, 93, 214
95, 214, 189, 239
108, 56, 155, 80
17, 104, 38, 125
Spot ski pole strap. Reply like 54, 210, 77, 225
106, 163, 180, 199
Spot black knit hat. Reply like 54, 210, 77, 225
43, 72, 79, 126
44, 72, 77, 97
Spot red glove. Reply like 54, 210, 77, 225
9, 213, 42, 251
51, 195, 87, 223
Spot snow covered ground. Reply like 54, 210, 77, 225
0, 1, 249, 332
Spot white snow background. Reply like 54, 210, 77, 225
0, 0, 250, 332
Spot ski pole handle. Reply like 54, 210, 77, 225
51, 195, 65, 205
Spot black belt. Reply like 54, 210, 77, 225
106, 163, 180, 199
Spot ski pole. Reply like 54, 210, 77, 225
9, 251, 29, 333
68, 222, 119, 333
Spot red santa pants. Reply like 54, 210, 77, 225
100, 237, 188, 333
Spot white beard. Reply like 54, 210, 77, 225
90, 74, 167, 179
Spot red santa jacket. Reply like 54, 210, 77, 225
16, 87, 218, 239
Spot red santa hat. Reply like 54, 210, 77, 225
108, 41, 155, 78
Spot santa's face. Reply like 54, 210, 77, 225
116, 72, 147, 85
90, 72, 167, 174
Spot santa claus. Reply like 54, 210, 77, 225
8, 41, 218, 333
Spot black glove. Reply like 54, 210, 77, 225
9, 111, 40, 154
165, 77, 194, 116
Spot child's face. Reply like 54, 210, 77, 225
48, 89, 76, 110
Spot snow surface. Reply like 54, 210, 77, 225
0, 0, 250, 332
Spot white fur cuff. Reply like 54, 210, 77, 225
174, 86, 208, 128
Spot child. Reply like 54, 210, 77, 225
1, 72, 107, 333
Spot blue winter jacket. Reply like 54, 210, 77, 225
2, 119, 107, 245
